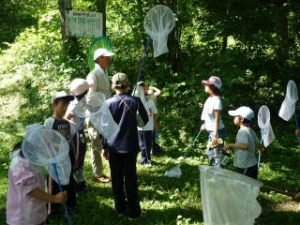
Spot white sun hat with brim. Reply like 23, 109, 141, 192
228, 106, 254, 121
69, 78, 90, 96
93, 48, 114, 61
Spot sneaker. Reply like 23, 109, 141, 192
144, 162, 152, 167
94, 175, 111, 183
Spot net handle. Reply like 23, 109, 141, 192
52, 163, 73, 225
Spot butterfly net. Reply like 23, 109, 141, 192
258, 105, 275, 147
22, 126, 71, 185
74, 92, 106, 118
89, 102, 120, 141
144, 5, 176, 58
279, 80, 298, 121
199, 166, 262, 225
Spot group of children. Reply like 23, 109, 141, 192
7, 68, 300, 224
200, 75, 264, 179
6, 77, 91, 224
201, 76, 300, 202
6, 70, 163, 224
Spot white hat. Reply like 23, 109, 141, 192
52, 91, 74, 103
93, 48, 114, 60
69, 78, 89, 96
228, 106, 254, 121
202, 76, 222, 89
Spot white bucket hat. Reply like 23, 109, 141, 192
69, 78, 90, 96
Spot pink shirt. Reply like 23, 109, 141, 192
6, 155, 47, 225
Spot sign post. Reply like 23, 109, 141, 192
65, 11, 103, 37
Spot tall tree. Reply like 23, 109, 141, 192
96, 0, 106, 36
58, 0, 80, 58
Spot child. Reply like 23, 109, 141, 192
44, 91, 77, 216
135, 81, 158, 166
6, 141, 67, 225
143, 83, 163, 155
65, 78, 89, 193
103, 72, 148, 219
224, 106, 263, 179
200, 76, 226, 167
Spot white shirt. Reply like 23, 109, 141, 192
201, 96, 224, 131
138, 99, 158, 131
65, 99, 85, 131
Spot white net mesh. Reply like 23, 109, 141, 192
89, 102, 120, 141
258, 105, 270, 129
21, 127, 71, 185
258, 105, 275, 147
199, 166, 262, 225
164, 165, 182, 178
279, 80, 298, 121
144, 5, 176, 58
75, 92, 106, 118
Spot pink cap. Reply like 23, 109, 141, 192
201, 76, 222, 89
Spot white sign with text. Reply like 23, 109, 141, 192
66, 11, 103, 37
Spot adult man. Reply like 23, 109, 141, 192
86, 48, 114, 183
103, 73, 148, 219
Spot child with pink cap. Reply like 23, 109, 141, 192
200, 76, 226, 167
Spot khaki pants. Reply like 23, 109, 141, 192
87, 123, 104, 177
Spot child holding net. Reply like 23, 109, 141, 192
44, 91, 77, 216
6, 138, 67, 225
200, 76, 226, 167
65, 78, 89, 193
224, 106, 264, 179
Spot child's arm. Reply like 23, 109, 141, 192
212, 110, 221, 145
257, 143, 265, 152
148, 86, 161, 97
28, 188, 67, 203
224, 143, 249, 152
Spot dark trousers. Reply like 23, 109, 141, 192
236, 164, 258, 179
138, 130, 153, 163
74, 130, 87, 169
109, 152, 141, 218
73, 130, 87, 185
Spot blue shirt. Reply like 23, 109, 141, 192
105, 93, 149, 153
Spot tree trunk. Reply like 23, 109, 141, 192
273, 0, 289, 60
96, 0, 106, 36
166, 0, 181, 72
58, 0, 80, 58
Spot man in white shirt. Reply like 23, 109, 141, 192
86, 48, 114, 183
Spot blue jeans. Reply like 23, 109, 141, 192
206, 129, 226, 168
